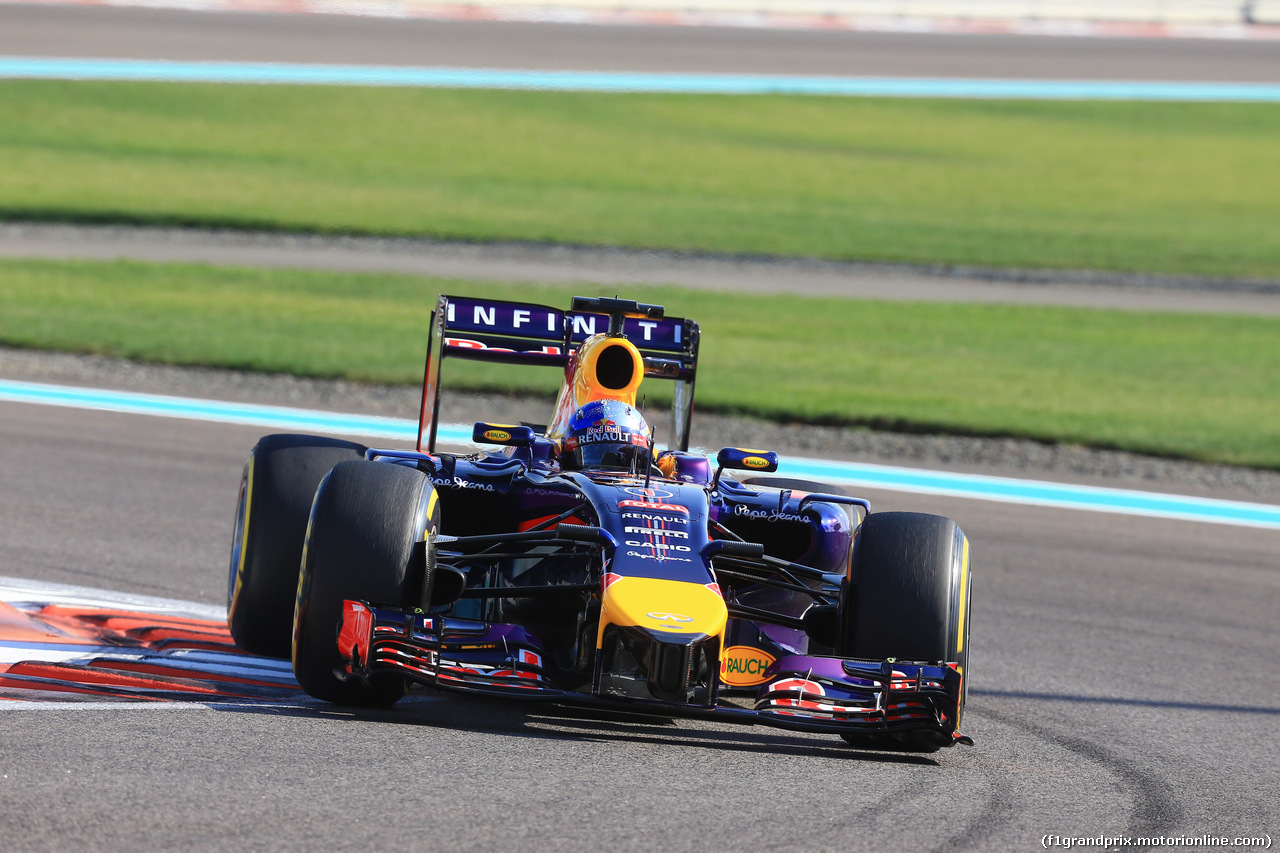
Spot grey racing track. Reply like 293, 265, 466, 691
2, 1, 1280, 81
2, 397, 1278, 851
2, 6, 1279, 850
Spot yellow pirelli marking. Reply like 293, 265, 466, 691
291, 512, 315, 671
956, 535, 970, 656
425, 486, 439, 534
229, 453, 255, 617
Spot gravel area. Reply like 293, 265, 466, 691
5, 223, 1280, 315
5, 345, 1279, 502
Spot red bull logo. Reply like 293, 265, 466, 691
577, 426, 626, 444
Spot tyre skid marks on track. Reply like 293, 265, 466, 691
0, 576, 302, 705
970, 702, 1184, 842
819, 735, 1014, 850
935, 767, 1020, 853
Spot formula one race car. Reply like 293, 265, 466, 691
227, 295, 972, 751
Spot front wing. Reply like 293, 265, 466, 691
337, 600, 971, 746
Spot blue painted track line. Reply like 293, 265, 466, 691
3, 378, 1278, 530
0, 378, 419, 442
780, 457, 1280, 530
4, 57, 1280, 101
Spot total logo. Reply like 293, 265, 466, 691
618, 500, 689, 516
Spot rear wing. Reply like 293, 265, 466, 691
417, 295, 700, 453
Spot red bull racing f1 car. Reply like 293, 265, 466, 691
227, 295, 973, 751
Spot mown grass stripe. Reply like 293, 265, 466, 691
3, 379, 1277, 530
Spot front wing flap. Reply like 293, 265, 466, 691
755, 654, 969, 744
337, 601, 553, 697
338, 600, 970, 745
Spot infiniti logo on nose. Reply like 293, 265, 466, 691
646, 612, 693, 623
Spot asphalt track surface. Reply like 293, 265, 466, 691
2, 396, 1278, 851
3, 7, 1279, 850
3, 2, 1280, 82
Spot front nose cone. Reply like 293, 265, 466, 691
597, 577, 727, 644
596, 577, 727, 704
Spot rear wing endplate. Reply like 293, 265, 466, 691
417, 295, 700, 453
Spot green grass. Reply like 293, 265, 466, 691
2, 81, 1280, 278
2, 257, 1277, 469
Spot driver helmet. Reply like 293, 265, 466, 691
561, 399, 651, 471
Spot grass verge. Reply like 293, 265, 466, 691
2, 81, 1280, 278
1, 257, 1277, 469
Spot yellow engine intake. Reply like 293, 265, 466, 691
548, 334, 646, 440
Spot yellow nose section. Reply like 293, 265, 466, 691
597, 577, 728, 647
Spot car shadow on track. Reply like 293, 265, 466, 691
972, 688, 1280, 716
213, 688, 945, 765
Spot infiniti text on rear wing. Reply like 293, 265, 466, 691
417, 295, 700, 453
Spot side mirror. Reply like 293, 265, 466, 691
716, 447, 779, 473
472, 422, 535, 448
713, 447, 779, 489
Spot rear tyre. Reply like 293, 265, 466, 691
840, 512, 972, 752
227, 434, 366, 657
292, 460, 440, 706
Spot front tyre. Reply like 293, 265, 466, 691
292, 460, 440, 706
228, 434, 366, 657
840, 512, 972, 752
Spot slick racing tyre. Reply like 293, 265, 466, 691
228, 434, 367, 657
840, 512, 972, 752
292, 460, 440, 707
